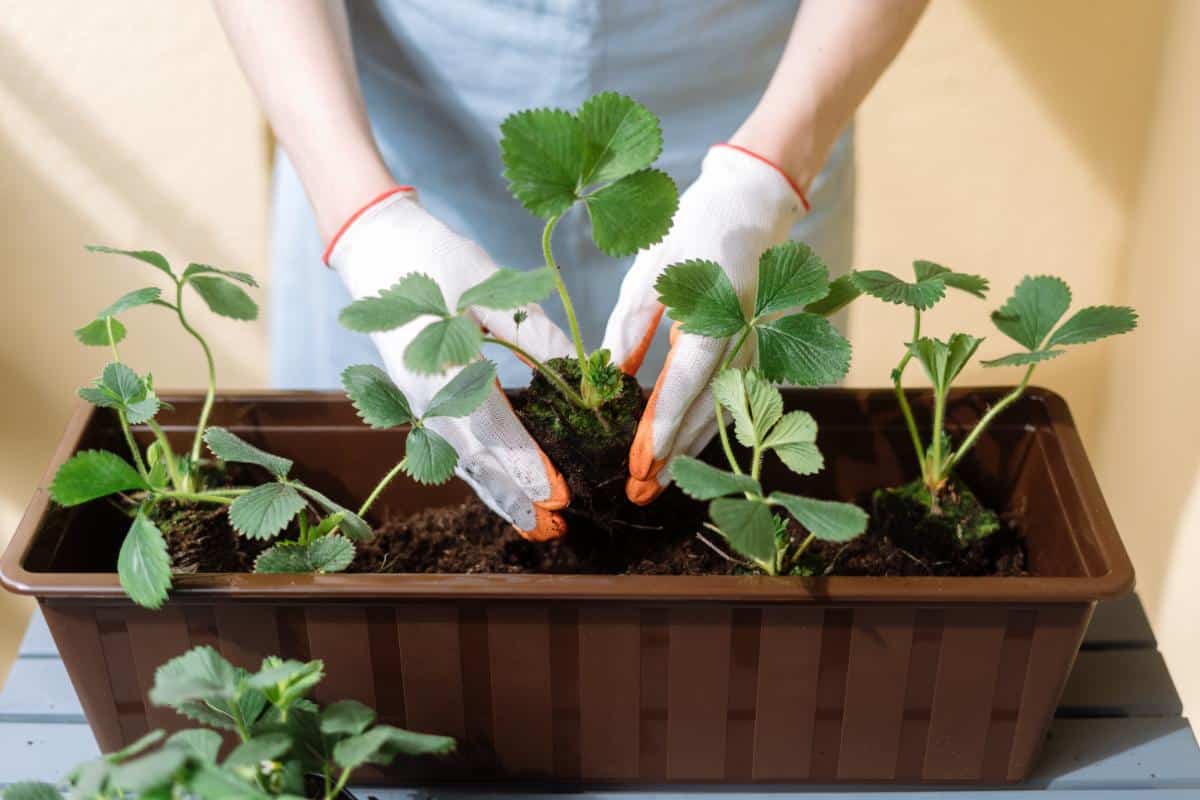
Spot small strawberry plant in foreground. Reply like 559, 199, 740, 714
3, 646, 453, 799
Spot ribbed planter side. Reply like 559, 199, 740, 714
43, 598, 1089, 784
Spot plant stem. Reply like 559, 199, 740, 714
145, 420, 184, 490
330, 767, 353, 798
712, 324, 756, 477
175, 279, 218, 470
542, 216, 588, 370
156, 490, 243, 505
118, 410, 150, 479
358, 460, 406, 517
941, 363, 1036, 479
893, 310, 926, 475
928, 386, 947, 491
482, 336, 589, 410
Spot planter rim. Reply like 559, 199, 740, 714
1, 389, 1134, 605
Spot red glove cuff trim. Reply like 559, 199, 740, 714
322, 186, 416, 266
713, 143, 810, 213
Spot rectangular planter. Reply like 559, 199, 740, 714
1, 388, 1132, 785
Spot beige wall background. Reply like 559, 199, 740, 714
1, 0, 1196, 727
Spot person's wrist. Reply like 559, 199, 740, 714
728, 109, 831, 194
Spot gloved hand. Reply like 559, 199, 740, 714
327, 188, 574, 540
601, 144, 810, 505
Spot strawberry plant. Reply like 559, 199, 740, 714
3, 646, 454, 799
48, 248, 483, 608
854, 264, 1137, 544
655, 242, 868, 573
337, 93, 680, 502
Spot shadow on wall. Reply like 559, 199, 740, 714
967, 0, 1169, 207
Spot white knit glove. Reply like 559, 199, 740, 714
601, 145, 810, 504
327, 188, 574, 539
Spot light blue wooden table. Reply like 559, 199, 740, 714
1, 594, 1197, 799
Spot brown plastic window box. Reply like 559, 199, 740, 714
0, 387, 1133, 786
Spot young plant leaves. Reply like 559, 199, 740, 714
711, 368, 781, 448
404, 315, 484, 374
991, 275, 1071, 350
223, 733, 292, 770
96, 286, 163, 319
339, 273, 450, 333
851, 269, 946, 310
577, 91, 663, 184
290, 482, 372, 542
500, 107, 585, 219
404, 427, 458, 484
181, 263, 258, 287
655, 259, 746, 337
913, 260, 989, 298
761, 410, 823, 476
306, 533, 354, 573
423, 359, 496, 418
228, 483, 306, 540
203, 427, 293, 478
670, 456, 761, 500
118, 510, 171, 609
333, 725, 456, 770
1, 782, 61, 800
254, 542, 311, 574
149, 646, 239, 708
321, 700, 377, 737
165, 729, 222, 763
756, 313, 851, 385
75, 317, 128, 346
456, 267, 556, 312
86, 245, 175, 279
768, 492, 868, 542
803, 273, 862, 317
584, 168, 678, 256
341, 364, 415, 429
980, 349, 1064, 368
709, 497, 777, 570
754, 242, 830, 317
1045, 305, 1138, 348
50, 450, 148, 506
79, 363, 162, 424
188, 276, 258, 321
909, 334, 983, 393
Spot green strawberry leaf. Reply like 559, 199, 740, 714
754, 242, 830, 317
165, 729, 222, 764
912, 261, 989, 298
456, 267, 556, 312
96, 287, 163, 319
181, 263, 258, 287
107, 730, 167, 764
109, 747, 187, 793
118, 510, 171, 609
50, 450, 148, 506
851, 269, 945, 310
655, 259, 746, 337
980, 349, 1064, 368
1, 782, 62, 800
803, 274, 861, 317
711, 368, 781, 448
709, 497, 777, 570
768, 492, 868, 542
254, 542, 313, 574
338, 273, 450, 333
86, 245, 175, 279
1045, 305, 1138, 348
404, 315, 484, 375
75, 317, 128, 346
423, 360, 496, 419
149, 646, 239, 708
224, 733, 292, 770
307, 534, 354, 574
756, 313, 851, 385
321, 700, 377, 737
500, 107, 585, 219
229, 483, 305, 540
340, 364, 414, 428
584, 168, 678, 256
991, 275, 1071, 350
577, 92, 663, 184
204, 427, 293, 478
670, 456, 761, 500
909, 334, 983, 393
188, 276, 258, 321
333, 725, 456, 770
762, 410, 823, 476
403, 427, 458, 485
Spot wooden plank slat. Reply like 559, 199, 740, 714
487, 605, 554, 776
0, 659, 84, 721
666, 606, 731, 780
1060, 649, 1183, 717
577, 606, 639, 780
838, 607, 914, 779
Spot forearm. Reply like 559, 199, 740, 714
731, 0, 928, 190
213, 0, 395, 241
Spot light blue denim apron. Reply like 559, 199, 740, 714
270, 0, 855, 389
